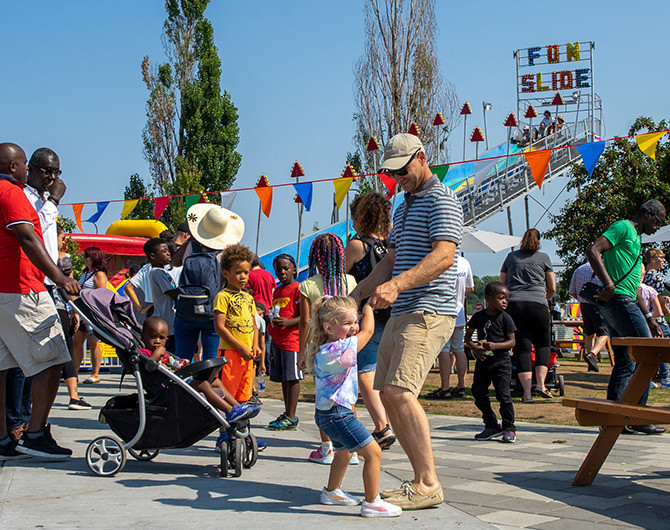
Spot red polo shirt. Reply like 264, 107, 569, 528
0, 176, 46, 293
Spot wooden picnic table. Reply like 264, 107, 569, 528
563, 337, 670, 486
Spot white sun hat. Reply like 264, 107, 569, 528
186, 203, 245, 250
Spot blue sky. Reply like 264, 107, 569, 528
3, 1, 669, 276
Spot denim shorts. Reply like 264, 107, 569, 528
314, 405, 374, 452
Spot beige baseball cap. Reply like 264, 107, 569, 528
380, 133, 424, 171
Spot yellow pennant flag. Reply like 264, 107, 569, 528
333, 177, 353, 210
120, 199, 139, 220
636, 131, 666, 160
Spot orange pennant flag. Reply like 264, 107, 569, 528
72, 204, 84, 233
524, 149, 552, 189
254, 186, 273, 217
636, 131, 666, 160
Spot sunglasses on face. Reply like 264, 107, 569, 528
654, 213, 665, 227
383, 149, 421, 177
33, 165, 62, 178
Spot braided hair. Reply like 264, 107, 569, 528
308, 233, 347, 296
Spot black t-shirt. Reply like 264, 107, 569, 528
467, 309, 516, 349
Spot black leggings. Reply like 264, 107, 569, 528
57, 308, 77, 380
506, 300, 551, 372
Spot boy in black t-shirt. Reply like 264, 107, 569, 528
465, 282, 517, 443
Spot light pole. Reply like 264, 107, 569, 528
482, 101, 492, 150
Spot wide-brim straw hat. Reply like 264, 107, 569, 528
186, 203, 245, 250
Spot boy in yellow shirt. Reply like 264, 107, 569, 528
214, 244, 261, 403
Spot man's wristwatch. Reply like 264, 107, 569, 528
48, 196, 60, 206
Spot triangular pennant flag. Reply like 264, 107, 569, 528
366, 136, 380, 151
551, 92, 565, 106
291, 161, 305, 178
378, 173, 397, 195
333, 177, 353, 210
72, 204, 84, 233
460, 102, 472, 115
433, 112, 445, 126
154, 196, 170, 220
636, 131, 666, 160
120, 199, 139, 220
408, 123, 420, 136
85, 202, 109, 224
473, 158, 499, 190
432, 165, 449, 182
293, 182, 313, 211
220, 191, 237, 210
184, 194, 200, 213
470, 126, 485, 142
524, 149, 552, 189
576, 141, 606, 176
254, 186, 273, 217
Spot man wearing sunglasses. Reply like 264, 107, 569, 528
587, 199, 667, 435
351, 133, 462, 510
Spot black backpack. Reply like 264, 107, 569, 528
175, 250, 221, 322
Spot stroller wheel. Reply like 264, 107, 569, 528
232, 437, 244, 477
86, 436, 126, 477
220, 441, 229, 478
558, 375, 566, 396
128, 448, 160, 461
243, 433, 258, 469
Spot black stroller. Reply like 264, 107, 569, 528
67, 288, 258, 477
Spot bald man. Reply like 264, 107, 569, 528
0, 142, 80, 461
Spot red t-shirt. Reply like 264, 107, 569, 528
247, 268, 276, 309
0, 178, 46, 294
268, 281, 300, 351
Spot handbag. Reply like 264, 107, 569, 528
579, 254, 641, 304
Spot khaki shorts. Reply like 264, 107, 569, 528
0, 291, 70, 377
375, 311, 455, 395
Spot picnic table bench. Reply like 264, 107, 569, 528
562, 337, 670, 486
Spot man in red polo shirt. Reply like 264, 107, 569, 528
0, 143, 80, 461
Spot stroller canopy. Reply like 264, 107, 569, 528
79, 288, 141, 351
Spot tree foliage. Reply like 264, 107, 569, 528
546, 116, 670, 298
123, 173, 155, 220
135, 0, 241, 228
465, 275, 500, 315
352, 0, 459, 186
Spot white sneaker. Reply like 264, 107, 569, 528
649, 381, 658, 389
661, 378, 670, 388
349, 452, 359, 465
320, 487, 362, 506
361, 495, 402, 518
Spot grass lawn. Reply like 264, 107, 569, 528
260, 356, 670, 426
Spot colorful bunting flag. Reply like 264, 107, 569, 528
636, 131, 667, 160
378, 173, 397, 197
333, 177, 353, 210
85, 201, 109, 224
120, 199, 139, 220
254, 178, 273, 218
576, 141, 606, 176
220, 191, 237, 210
185, 194, 200, 213
72, 204, 84, 233
432, 165, 449, 182
154, 196, 170, 220
473, 158, 499, 190
293, 182, 313, 211
524, 149, 552, 189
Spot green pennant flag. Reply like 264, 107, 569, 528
432, 164, 450, 182
184, 194, 200, 214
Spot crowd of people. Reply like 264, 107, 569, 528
1, 134, 669, 518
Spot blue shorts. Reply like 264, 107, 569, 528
314, 405, 374, 452
357, 321, 385, 373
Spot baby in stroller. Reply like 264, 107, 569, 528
140, 316, 259, 425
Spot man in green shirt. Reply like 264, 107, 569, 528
587, 199, 666, 435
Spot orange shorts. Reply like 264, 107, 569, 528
218, 349, 254, 402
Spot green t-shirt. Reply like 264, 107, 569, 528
602, 220, 641, 299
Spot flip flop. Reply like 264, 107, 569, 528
533, 388, 553, 399
82, 377, 100, 384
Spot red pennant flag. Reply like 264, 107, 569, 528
378, 173, 397, 198
524, 105, 538, 119
433, 112, 445, 126
470, 126, 485, 142
551, 92, 565, 106
503, 112, 518, 127
72, 204, 84, 233
198, 193, 209, 203
366, 137, 379, 151
154, 196, 170, 220
524, 149, 552, 189
342, 164, 357, 179
460, 102, 472, 115
407, 123, 420, 136
291, 161, 305, 178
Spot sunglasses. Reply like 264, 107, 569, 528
654, 213, 665, 227
33, 165, 63, 178
383, 149, 421, 177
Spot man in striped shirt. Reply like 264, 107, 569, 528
351, 133, 462, 510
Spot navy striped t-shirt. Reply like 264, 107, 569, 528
389, 175, 463, 316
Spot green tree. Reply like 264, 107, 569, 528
465, 275, 500, 315
123, 173, 155, 220
546, 116, 670, 298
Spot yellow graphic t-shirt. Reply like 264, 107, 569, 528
213, 288, 256, 351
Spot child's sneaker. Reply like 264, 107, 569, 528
15, 425, 72, 460
256, 438, 267, 452
320, 487, 361, 505
268, 413, 299, 431
474, 425, 503, 440
349, 452, 359, 465
501, 430, 516, 443
214, 431, 229, 453
309, 446, 334, 464
361, 495, 403, 518
227, 404, 254, 423
661, 378, 670, 388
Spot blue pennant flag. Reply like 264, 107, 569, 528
293, 182, 313, 211
577, 141, 606, 177
86, 202, 110, 224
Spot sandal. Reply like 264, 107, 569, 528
533, 388, 553, 399
449, 387, 466, 399
82, 376, 100, 384
424, 388, 451, 400
372, 425, 396, 450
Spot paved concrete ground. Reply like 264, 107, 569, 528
1, 374, 669, 529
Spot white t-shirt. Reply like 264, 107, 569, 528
129, 263, 153, 303
454, 256, 474, 327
